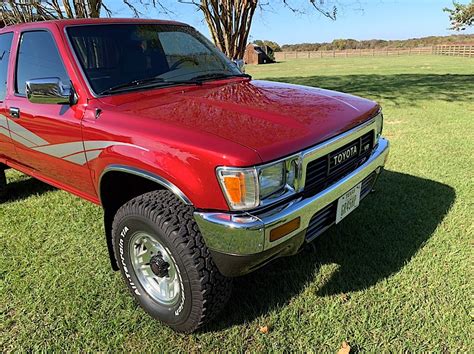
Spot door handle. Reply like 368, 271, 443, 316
9, 107, 20, 119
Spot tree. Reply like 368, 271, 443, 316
253, 40, 282, 52
444, 1, 474, 31
0, 0, 109, 25
0, 0, 340, 59
178, 1, 338, 59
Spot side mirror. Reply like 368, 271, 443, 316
26, 78, 75, 105
233, 59, 245, 72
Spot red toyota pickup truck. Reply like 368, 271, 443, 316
0, 19, 389, 332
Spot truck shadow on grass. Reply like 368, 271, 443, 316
1, 173, 56, 203
208, 170, 455, 330
260, 73, 474, 104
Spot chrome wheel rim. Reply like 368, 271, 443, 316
129, 232, 181, 305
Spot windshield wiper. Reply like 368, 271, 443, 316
99, 73, 251, 95
191, 72, 252, 82
99, 77, 202, 95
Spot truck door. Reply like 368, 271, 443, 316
0, 32, 16, 161
5, 29, 95, 196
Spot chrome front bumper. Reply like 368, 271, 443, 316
195, 138, 389, 262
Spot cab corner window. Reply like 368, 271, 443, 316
0, 32, 14, 101
16, 31, 69, 95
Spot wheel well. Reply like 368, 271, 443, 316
100, 171, 167, 216
100, 171, 166, 270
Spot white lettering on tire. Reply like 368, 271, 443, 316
119, 226, 141, 296
166, 248, 185, 316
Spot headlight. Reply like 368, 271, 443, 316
217, 157, 300, 211
259, 162, 285, 199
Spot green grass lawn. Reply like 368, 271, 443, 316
1, 55, 473, 351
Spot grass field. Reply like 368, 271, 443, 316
1, 56, 473, 351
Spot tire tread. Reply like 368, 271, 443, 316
111, 190, 231, 333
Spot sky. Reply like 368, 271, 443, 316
109, 0, 474, 45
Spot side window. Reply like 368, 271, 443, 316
0, 32, 13, 101
16, 31, 69, 95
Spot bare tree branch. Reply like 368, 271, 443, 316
0, 0, 343, 59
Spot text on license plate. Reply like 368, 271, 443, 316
336, 183, 361, 224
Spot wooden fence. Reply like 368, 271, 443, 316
433, 45, 474, 57
274, 45, 473, 60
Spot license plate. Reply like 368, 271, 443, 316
336, 183, 361, 224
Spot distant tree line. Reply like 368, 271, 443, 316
277, 34, 474, 52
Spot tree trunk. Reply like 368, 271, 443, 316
195, 0, 258, 59
88, 0, 102, 17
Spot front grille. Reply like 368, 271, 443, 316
304, 131, 374, 196
305, 172, 377, 242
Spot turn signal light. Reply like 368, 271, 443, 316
270, 217, 301, 242
223, 174, 246, 203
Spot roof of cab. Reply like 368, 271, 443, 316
0, 18, 188, 32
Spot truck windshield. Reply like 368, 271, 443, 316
66, 24, 242, 95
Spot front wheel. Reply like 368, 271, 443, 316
112, 190, 232, 333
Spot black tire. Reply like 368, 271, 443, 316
111, 190, 232, 333
0, 169, 6, 200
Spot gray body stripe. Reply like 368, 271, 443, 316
85, 150, 102, 162
84, 141, 148, 151
32, 141, 86, 157
32, 141, 147, 158
63, 152, 88, 165
0, 115, 8, 129
0, 115, 146, 166
0, 127, 10, 140
9, 131, 36, 147
7, 118, 48, 146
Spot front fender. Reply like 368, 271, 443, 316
81, 105, 262, 210
88, 143, 231, 210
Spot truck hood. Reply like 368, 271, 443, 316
97, 79, 380, 162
